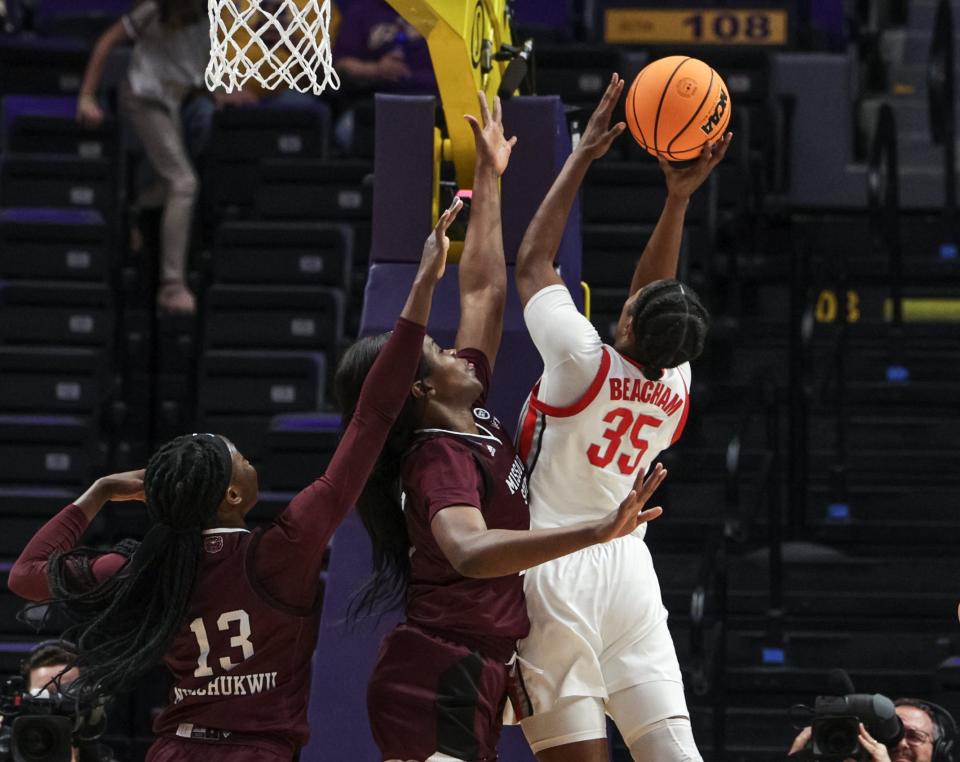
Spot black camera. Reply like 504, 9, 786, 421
795, 693, 905, 761
0, 676, 107, 762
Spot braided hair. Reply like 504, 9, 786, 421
333, 333, 429, 620
625, 279, 710, 380
48, 434, 233, 702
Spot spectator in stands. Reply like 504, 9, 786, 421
788, 698, 950, 762
332, 0, 436, 152
77, 0, 208, 314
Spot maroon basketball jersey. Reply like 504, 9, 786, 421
152, 529, 319, 754
400, 348, 531, 654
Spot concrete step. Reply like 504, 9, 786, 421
907, 0, 960, 33
882, 28, 960, 65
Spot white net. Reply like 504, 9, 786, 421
205, 0, 340, 95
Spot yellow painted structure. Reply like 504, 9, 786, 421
385, 0, 515, 190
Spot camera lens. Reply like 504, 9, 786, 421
19, 723, 56, 757
12, 715, 74, 762
814, 717, 861, 757
823, 726, 857, 753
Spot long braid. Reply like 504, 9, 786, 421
49, 435, 232, 702
333, 333, 427, 620
627, 279, 710, 379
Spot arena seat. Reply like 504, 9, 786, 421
263, 413, 341, 491
213, 221, 352, 291
205, 106, 330, 217
0, 38, 88, 98
1, 95, 119, 159
0, 414, 101, 487
0, 155, 119, 224
254, 159, 373, 221
195, 344, 327, 464
32, 0, 130, 43
0, 207, 112, 280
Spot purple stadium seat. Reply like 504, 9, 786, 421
0, 207, 103, 226
1, 95, 76, 135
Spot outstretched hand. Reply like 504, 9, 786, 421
575, 73, 627, 161
658, 132, 732, 200
594, 463, 667, 542
465, 91, 517, 176
416, 197, 463, 284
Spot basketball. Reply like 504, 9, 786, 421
625, 56, 732, 161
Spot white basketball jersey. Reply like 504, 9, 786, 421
517, 346, 690, 536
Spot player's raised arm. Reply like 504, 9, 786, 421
432, 464, 667, 579
514, 73, 626, 307
626, 133, 732, 297
8, 471, 143, 601
453, 92, 516, 371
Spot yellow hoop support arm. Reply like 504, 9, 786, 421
385, 0, 514, 191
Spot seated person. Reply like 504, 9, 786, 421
789, 698, 953, 762
331, 0, 437, 152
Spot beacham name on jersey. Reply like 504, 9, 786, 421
608, 377, 684, 417
173, 671, 278, 703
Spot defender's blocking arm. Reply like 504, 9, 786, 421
454, 92, 516, 370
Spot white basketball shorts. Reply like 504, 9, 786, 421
516, 533, 687, 718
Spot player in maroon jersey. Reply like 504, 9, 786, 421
333, 93, 668, 762
7, 199, 466, 762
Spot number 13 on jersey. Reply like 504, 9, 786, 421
587, 408, 662, 475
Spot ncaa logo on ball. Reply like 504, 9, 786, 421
700, 89, 729, 136
676, 77, 698, 98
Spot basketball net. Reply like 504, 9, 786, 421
205, 0, 340, 95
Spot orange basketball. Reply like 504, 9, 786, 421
625, 56, 732, 161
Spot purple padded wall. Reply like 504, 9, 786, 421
370, 94, 582, 282
370, 94, 436, 265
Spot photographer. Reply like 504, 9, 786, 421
0, 641, 115, 762
789, 698, 955, 762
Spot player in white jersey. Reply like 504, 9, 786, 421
512, 73, 731, 761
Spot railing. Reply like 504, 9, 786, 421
688, 370, 782, 757
928, 0, 957, 246
867, 103, 902, 325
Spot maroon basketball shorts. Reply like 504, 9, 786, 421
367, 623, 511, 762
146, 736, 293, 762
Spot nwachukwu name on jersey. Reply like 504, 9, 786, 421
174, 671, 278, 703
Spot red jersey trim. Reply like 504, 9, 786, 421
528, 348, 612, 419
671, 371, 691, 445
